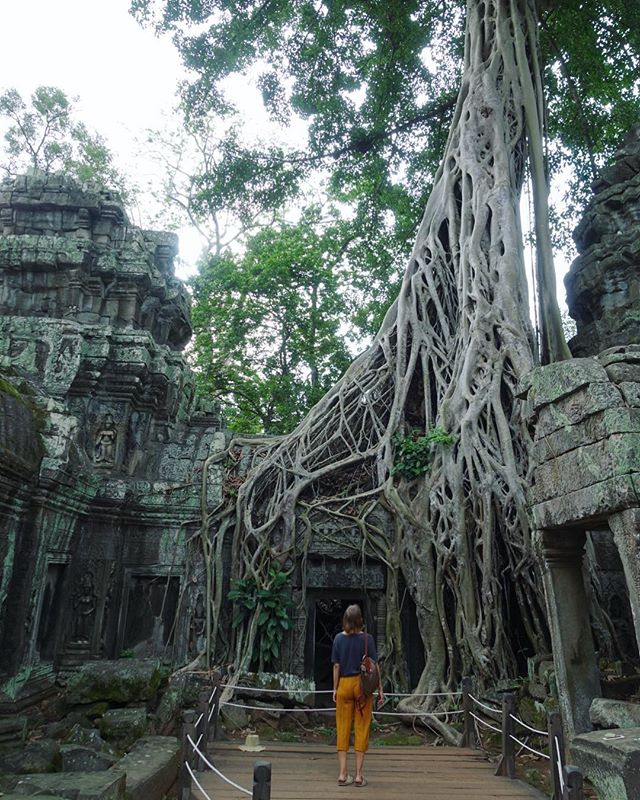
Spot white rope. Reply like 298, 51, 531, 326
555, 735, 565, 793
208, 703, 216, 723
375, 709, 465, 718
221, 683, 461, 699
186, 761, 214, 800
209, 686, 218, 704
187, 735, 252, 796
387, 691, 462, 698
470, 711, 502, 735
509, 713, 547, 737
196, 733, 203, 748
510, 734, 550, 760
221, 683, 332, 694
195, 713, 204, 728
221, 701, 334, 713
221, 700, 463, 718
469, 694, 501, 715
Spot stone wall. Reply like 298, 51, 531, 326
0, 173, 224, 681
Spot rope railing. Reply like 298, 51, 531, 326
461, 677, 585, 800
221, 682, 462, 699
180, 671, 585, 800
219, 699, 464, 719
180, 680, 273, 800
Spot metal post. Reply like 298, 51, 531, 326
252, 761, 272, 800
548, 711, 566, 800
564, 766, 584, 800
180, 710, 197, 800
461, 677, 476, 748
494, 693, 516, 779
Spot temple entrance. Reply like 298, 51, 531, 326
36, 562, 68, 661
307, 593, 374, 694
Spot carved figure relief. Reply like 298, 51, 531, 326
70, 572, 97, 645
189, 592, 206, 654
94, 413, 117, 464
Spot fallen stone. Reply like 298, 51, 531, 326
60, 745, 119, 772
112, 736, 180, 800
99, 709, 147, 745
64, 725, 112, 753
591, 699, 640, 730
0, 739, 61, 774
65, 661, 166, 706
220, 703, 249, 730
571, 727, 640, 800
11, 770, 125, 800
0, 716, 28, 746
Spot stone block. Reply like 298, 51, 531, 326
0, 739, 61, 774
112, 736, 180, 800
527, 360, 609, 411
571, 727, 640, 800
66, 660, 165, 705
533, 381, 623, 439
63, 725, 111, 753
11, 771, 126, 800
533, 407, 640, 463
99, 709, 148, 744
531, 473, 640, 530
591, 699, 640, 730
532, 433, 640, 503
619, 381, 640, 407
220, 703, 250, 730
60, 745, 118, 772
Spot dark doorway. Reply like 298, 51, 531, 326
36, 563, 68, 661
311, 596, 366, 693
122, 575, 180, 656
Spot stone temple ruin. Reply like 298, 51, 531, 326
523, 125, 640, 798
2, 123, 640, 796
0, 173, 398, 701
0, 173, 226, 697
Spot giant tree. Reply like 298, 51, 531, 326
134, 0, 640, 695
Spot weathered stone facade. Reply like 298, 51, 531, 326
0, 173, 224, 685
566, 125, 640, 357
524, 124, 640, 797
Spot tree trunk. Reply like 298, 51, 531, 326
228, 0, 560, 690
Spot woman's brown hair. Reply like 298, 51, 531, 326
342, 604, 364, 634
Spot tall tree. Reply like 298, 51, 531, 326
134, 0, 639, 691
133, 0, 640, 356
191, 211, 353, 433
0, 86, 129, 198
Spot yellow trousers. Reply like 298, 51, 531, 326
335, 675, 372, 752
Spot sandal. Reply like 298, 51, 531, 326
338, 775, 354, 786
355, 777, 368, 787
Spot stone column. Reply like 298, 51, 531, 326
609, 509, 640, 657
541, 529, 601, 737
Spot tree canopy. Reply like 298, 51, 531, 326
0, 86, 130, 198
134, 0, 640, 427
134, 0, 640, 282
131, 0, 640, 692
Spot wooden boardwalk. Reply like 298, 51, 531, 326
192, 741, 545, 800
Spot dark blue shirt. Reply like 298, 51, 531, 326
331, 632, 377, 676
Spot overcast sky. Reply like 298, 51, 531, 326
1, 0, 570, 313
0, 0, 213, 274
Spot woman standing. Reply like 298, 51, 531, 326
331, 604, 383, 787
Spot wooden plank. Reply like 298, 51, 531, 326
191, 742, 545, 800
